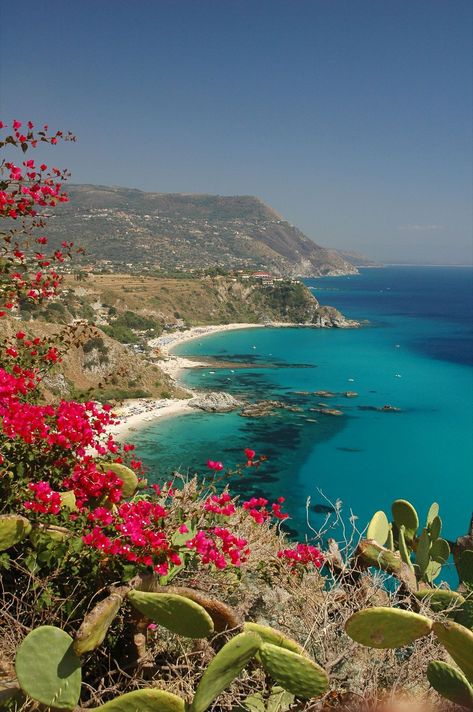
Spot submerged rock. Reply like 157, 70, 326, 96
358, 404, 401, 413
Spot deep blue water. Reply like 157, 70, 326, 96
133, 267, 473, 560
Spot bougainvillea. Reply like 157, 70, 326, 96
0, 119, 324, 592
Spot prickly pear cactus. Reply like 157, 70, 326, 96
127, 590, 214, 638
391, 499, 419, 543
426, 502, 440, 527
398, 526, 414, 572
98, 462, 138, 498
165, 586, 241, 631
414, 589, 465, 613
74, 588, 126, 654
90, 689, 185, 712
432, 620, 473, 682
345, 607, 432, 649
190, 631, 261, 712
258, 643, 329, 699
15, 625, 82, 709
243, 622, 305, 655
366, 511, 389, 546
457, 550, 473, 587
427, 660, 473, 708
430, 537, 450, 565
59, 490, 77, 510
0, 514, 31, 551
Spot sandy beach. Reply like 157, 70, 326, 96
110, 323, 266, 438
110, 322, 300, 439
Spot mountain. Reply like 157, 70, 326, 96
337, 250, 381, 267
46, 185, 357, 277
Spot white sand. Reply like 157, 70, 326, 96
111, 322, 297, 439
108, 398, 194, 440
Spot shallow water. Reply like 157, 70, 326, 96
133, 267, 473, 551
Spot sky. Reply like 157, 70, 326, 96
1, 0, 472, 264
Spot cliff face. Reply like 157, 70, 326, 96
46, 185, 358, 277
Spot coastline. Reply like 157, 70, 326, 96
110, 323, 270, 439
109, 316, 360, 439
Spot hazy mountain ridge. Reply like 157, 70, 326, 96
47, 185, 358, 277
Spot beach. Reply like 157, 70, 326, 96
110, 323, 268, 438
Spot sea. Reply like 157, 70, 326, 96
133, 266, 473, 555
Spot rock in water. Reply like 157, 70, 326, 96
189, 392, 243, 412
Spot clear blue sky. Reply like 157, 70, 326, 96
1, 0, 471, 264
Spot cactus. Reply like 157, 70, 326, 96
74, 588, 127, 655
258, 643, 329, 699
243, 622, 305, 655
427, 660, 473, 709
345, 607, 432, 648
355, 540, 416, 590
392, 499, 419, 543
361, 499, 452, 587
242, 686, 294, 712
457, 549, 473, 587
429, 515, 442, 541
98, 461, 138, 498
414, 589, 465, 613
398, 526, 414, 573
15, 625, 82, 709
430, 537, 450, 565
127, 590, 214, 638
366, 511, 389, 546
90, 689, 185, 712
190, 631, 262, 712
166, 586, 241, 631
0, 514, 31, 551
432, 620, 473, 683
426, 502, 440, 526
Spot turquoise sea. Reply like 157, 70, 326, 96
133, 267, 473, 550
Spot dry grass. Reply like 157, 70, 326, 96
0, 482, 461, 711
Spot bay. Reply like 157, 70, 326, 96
133, 267, 473, 549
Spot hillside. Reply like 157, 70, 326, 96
46, 185, 358, 277
4, 274, 357, 402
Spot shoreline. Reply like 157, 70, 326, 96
110, 322, 299, 439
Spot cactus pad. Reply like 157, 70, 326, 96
166, 586, 241, 631
74, 589, 126, 654
243, 622, 305, 655
98, 462, 138, 498
191, 631, 261, 712
366, 511, 389, 546
392, 499, 419, 542
90, 689, 185, 712
426, 502, 439, 526
15, 625, 81, 709
427, 660, 473, 708
415, 527, 431, 575
457, 550, 473, 586
127, 590, 214, 638
0, 514, 31, 551
430, 537, 450, 564
429, 515, 442, 541
345, 607, 432, 648
432, 620, 473, 682
259, 643, 329, 699
414, 589, 465, 613
398, 526, 414, 571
